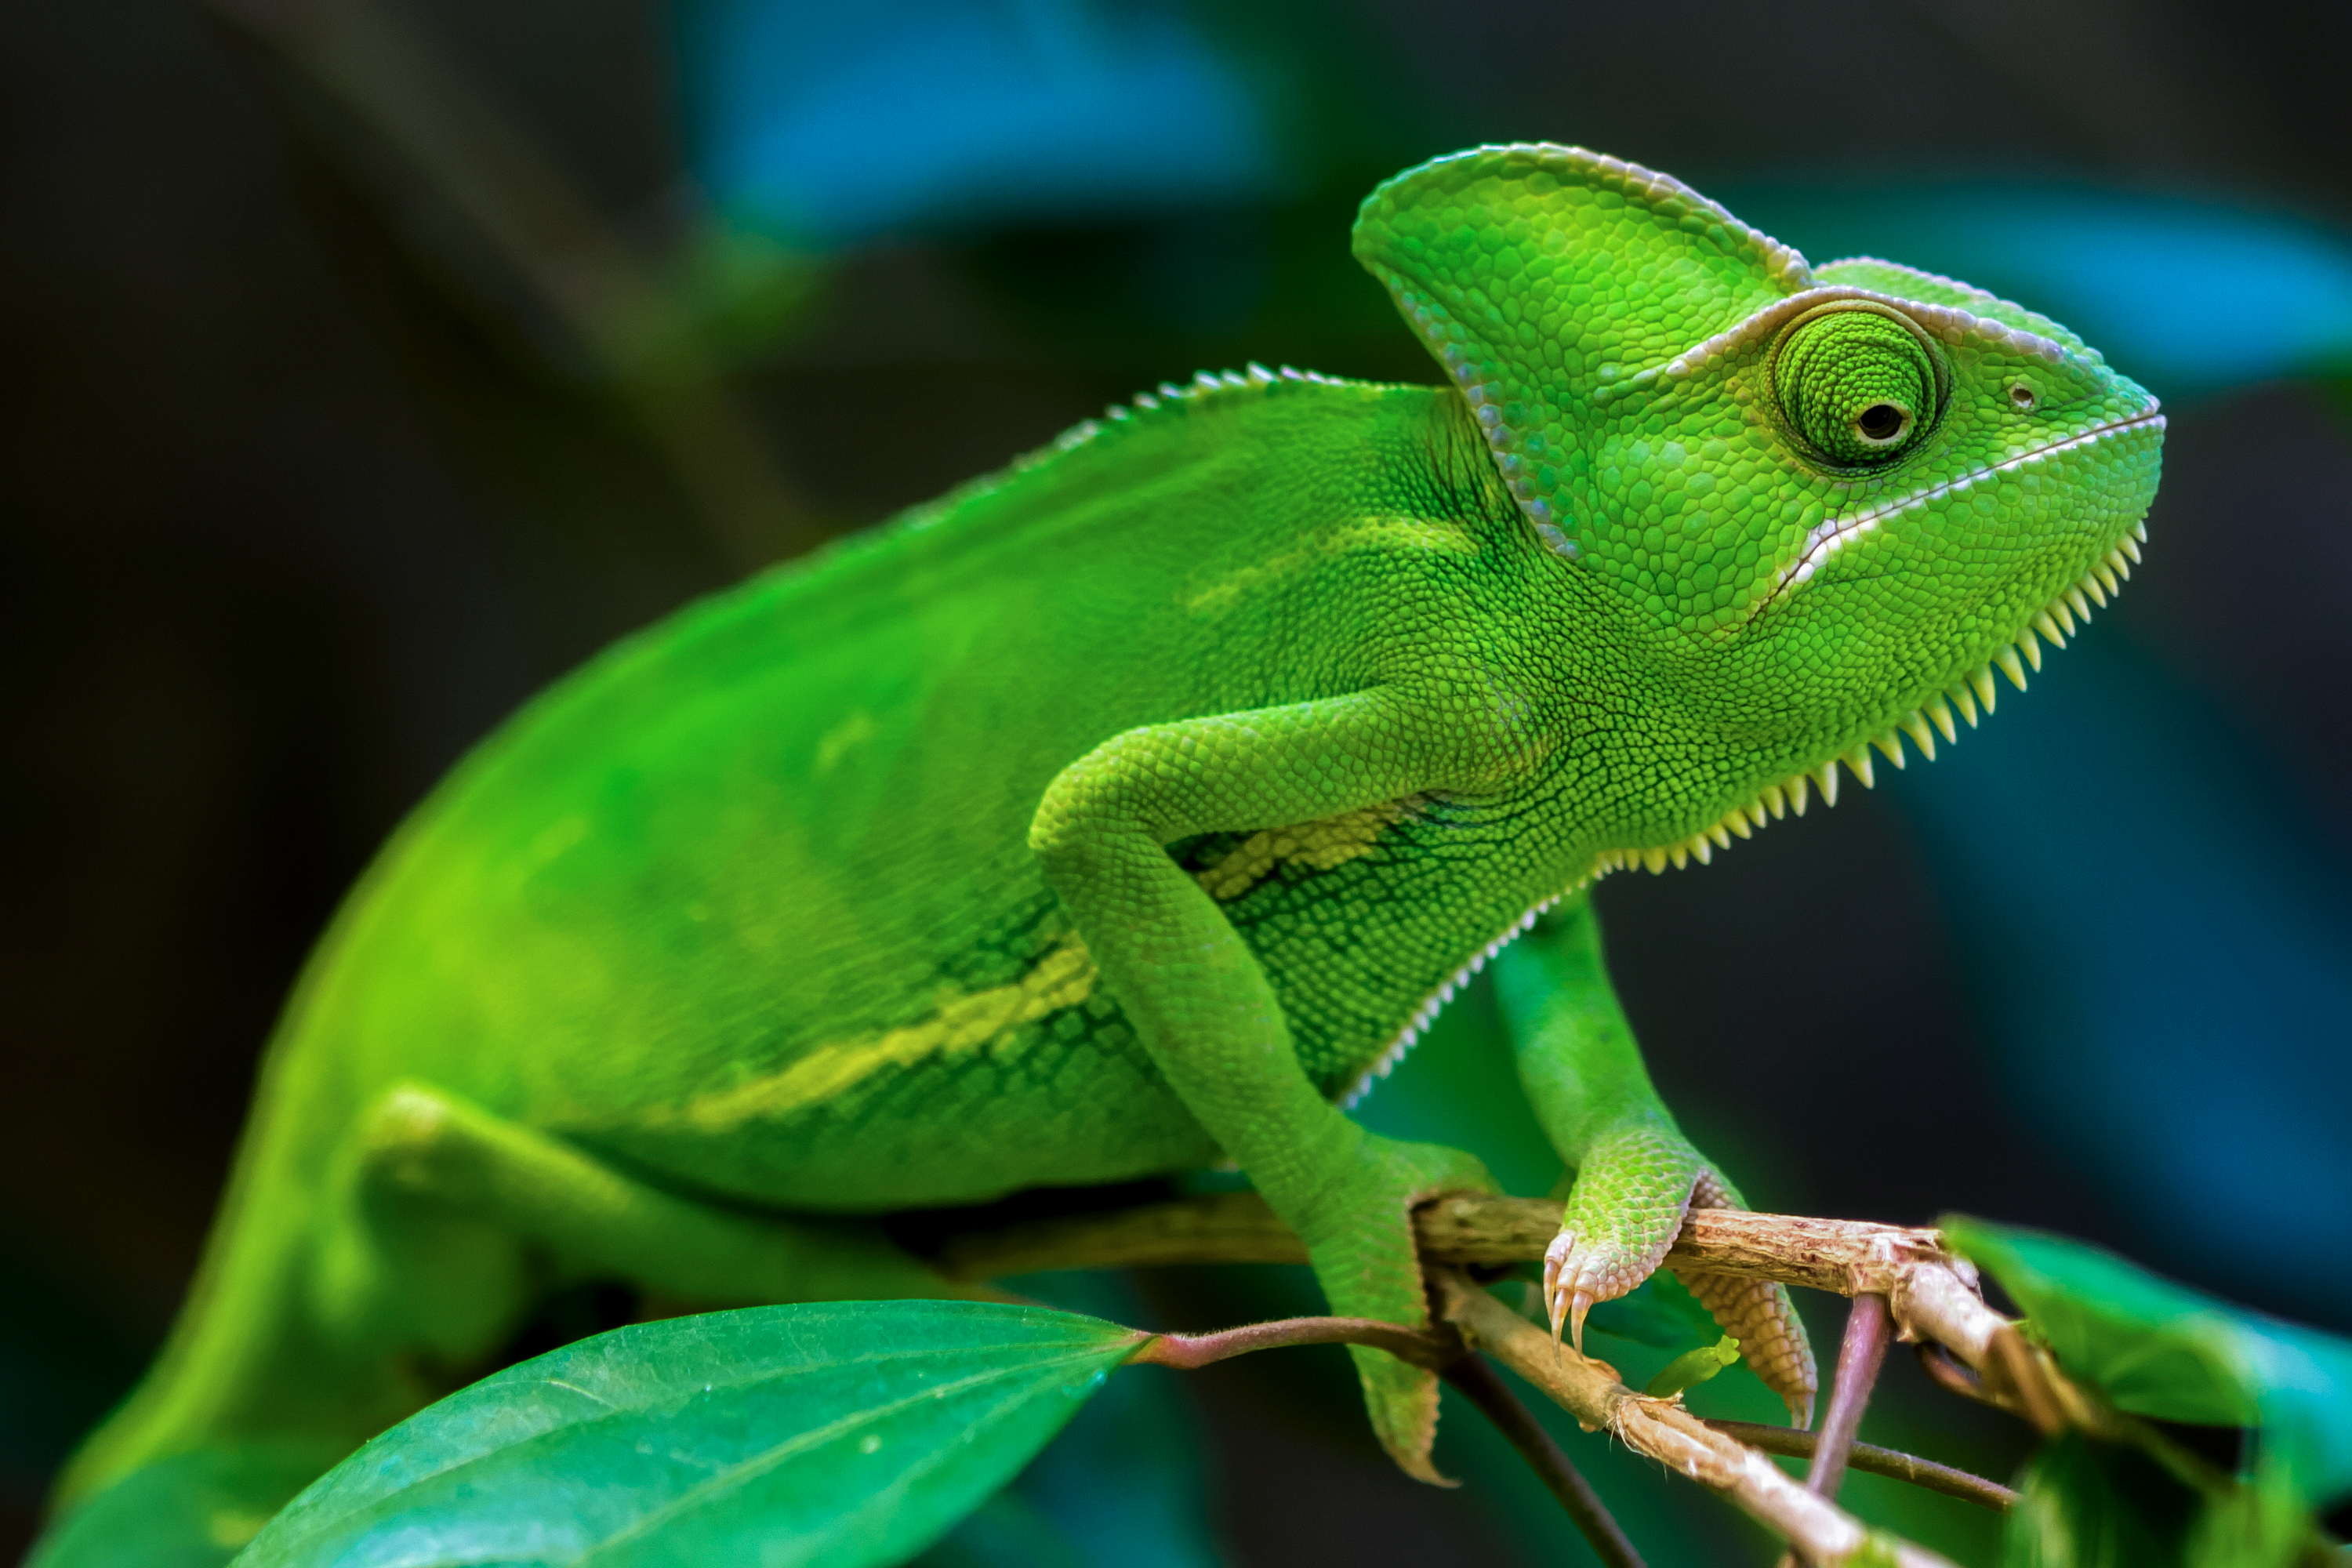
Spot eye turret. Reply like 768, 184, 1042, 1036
1772, 306, 1944, 467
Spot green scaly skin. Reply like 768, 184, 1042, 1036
43, 143, 2161, 1544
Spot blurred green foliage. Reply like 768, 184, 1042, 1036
1953, 1218, 2352, 1566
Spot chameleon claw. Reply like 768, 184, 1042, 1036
1569, 1289, 1594, 1356
1542, 1231, 1576, 1357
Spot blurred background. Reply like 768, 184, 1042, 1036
7, 0, 2352, 1563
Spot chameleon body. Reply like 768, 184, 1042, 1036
45, 144, 2161, 1544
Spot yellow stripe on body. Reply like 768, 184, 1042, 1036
675, 937, 1098, 1133
1194, 797, 1422, 902
674, 792, 1417, 1134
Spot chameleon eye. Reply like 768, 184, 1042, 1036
1772, 307, 1942, 467
1855, 401, 1907, 441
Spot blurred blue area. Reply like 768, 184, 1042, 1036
672, 0, 1280, 247
1889, 632, 2352, 1322
1724, 181, 2352, 396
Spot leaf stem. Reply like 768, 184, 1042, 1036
1443, 1354, 1646, 1568
1913, 1341, 1988, 1404
1700, 1420, 2017, 1513
1128, 1316, 1461, 1370
1132, 1312, 1653, 1562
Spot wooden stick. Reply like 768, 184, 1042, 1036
1432, 1269, 1959, 1568
938, 1193, 1953, 1291
936, 1192, 2343, 1559
931, 1192, 2012, 1370
1128, 1316, 1458, 1370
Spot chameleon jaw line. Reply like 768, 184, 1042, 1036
1778, 404, 2166, 593
1347, 506, 2153, 1107
1342, 898, 1563, 1108
1615, 517, 2150, 881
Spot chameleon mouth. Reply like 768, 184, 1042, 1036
1343, 895, 1565, 1107
1618, 521, 2151, 880
1777, 403, 2167, 593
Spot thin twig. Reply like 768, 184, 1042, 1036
1127, 1310, 1657, 1561
934, 1191, 2018, 1382
1984, 1325, 2070, 1436
1129, 1316, 1460, 1371
935, 1192, 2342, 1558
1913, 1341, 1990, 1405
1809, 1294, 1894, 1499
1443, 1355, 1646, 1568
1701, 1421, 2017, 1513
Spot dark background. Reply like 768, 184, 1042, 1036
8, 1, 2352, 1562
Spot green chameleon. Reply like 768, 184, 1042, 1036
43, 143, 2161, 1549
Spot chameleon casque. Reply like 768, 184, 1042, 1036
46, 143, 2163, 1543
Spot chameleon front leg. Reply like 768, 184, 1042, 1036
1031, 689, 1494, 1481
1493, 896, 1818, 1425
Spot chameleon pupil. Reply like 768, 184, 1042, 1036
1773, 308, 1939, 466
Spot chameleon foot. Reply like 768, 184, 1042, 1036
1541, 1124, 1708, 1355
1540, 1129, 1818, 1421
1297, 1130, 1494, 1483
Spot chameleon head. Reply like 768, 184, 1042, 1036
1354, 144, 2163, 851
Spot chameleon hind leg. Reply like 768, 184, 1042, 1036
308, 1080, 968, 1370
1493, 897, 1818, 1425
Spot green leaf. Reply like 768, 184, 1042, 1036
231, 1300, 1147, 1568
2000, 1434, 2195, 1568
1947, 1217, 2352, 1567
26, 1443, 335, 1568
1946, 1218, 2255, 1426
1642, 1335, 1740, 1399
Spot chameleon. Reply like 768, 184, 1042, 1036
39, 141, 2161, 1550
